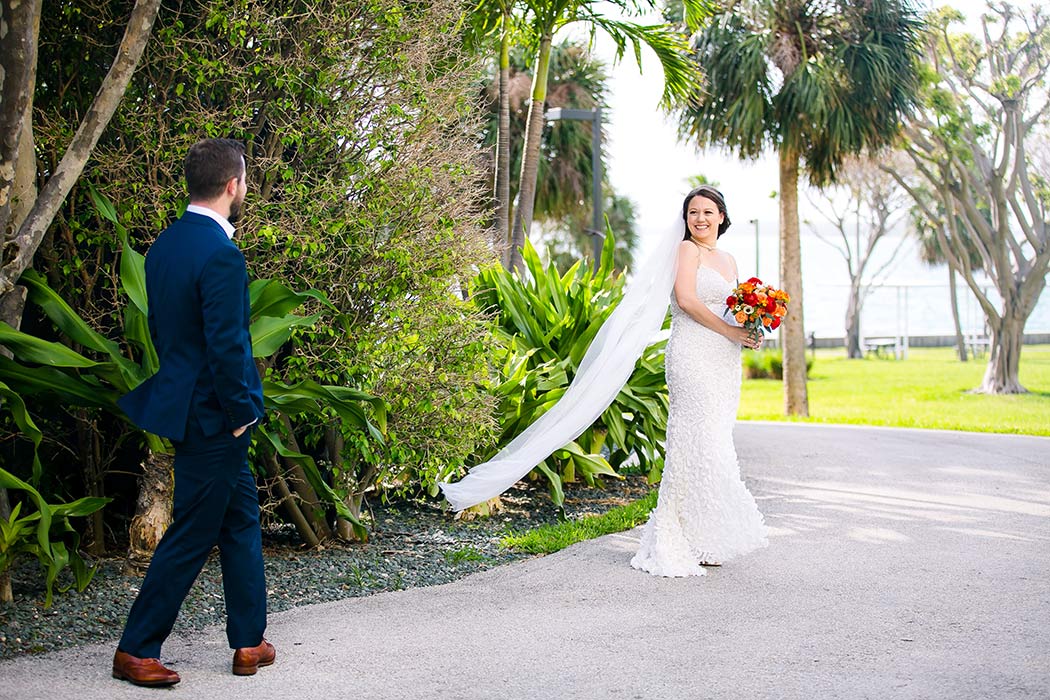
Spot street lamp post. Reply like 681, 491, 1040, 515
545, 106, 603, 270
749, 218, 760, 279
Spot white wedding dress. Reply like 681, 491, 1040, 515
631, 265, 768, 577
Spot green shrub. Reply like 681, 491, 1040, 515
0, 468, 109, 607
743, 348, 814, 379
23, 0, 496, 544
465, 234, 669, 508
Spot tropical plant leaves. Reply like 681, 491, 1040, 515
472, 230, 668, 507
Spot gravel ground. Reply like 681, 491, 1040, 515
0, 476, 651, 660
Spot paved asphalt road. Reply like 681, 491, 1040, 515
1, 423, 1047, 700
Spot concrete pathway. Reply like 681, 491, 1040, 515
1, 423, 1047, 699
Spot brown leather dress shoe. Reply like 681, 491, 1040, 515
232, 639, 276, 676
112, 650, 181, 687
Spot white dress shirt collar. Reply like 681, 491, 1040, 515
185, 204, 235, 240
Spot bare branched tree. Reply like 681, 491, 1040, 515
806, 156, 911, 358
883, 4, 1050, 393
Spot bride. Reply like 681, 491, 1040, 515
630, 185, 767, 576
440, 185, 768, 576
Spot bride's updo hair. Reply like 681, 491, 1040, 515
681, 185, 732, 240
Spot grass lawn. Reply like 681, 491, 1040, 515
738, 344, 1050, 436
501, 490, 657, 554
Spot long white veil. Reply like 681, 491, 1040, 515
439, 218, 684, 512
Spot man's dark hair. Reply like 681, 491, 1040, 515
184, 138, 245, 201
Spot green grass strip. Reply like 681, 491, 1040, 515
739, 345, 1050, 436
500, 489, 658, 555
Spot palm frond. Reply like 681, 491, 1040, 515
582, 15, 700, 106
676, 12, 774, 155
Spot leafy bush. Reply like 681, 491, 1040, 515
466, 235, 669, 507
742, 348, 814, 380
0, 222, 384, 546
23, 0, 497, 544
0, 468, 109, 607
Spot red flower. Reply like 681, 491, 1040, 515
765, 298, 777, 312
726, 295, 738, 306
744, 293, 759, 306
770, 318, 781, 330
746, 277, 762, 285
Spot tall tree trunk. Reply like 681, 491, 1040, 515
124, 446, 173, 574
779, 150, 809, 415
0, 0, 38, 246
509, 32, 552, 272
844, 277, 863, 359
494, 6, 512, 262
948, 269, 967, 362
979, 314, 1026, 394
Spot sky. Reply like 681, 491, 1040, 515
555, 0, 1050, 335
580, 0, 1033, 254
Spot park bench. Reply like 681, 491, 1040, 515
862, 335, 902, 358
966, 335, 991, 357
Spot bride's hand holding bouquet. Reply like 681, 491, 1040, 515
725, 277, 789, 349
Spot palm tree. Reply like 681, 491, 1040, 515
482, 40, 639, 270
464, 0, 525, 252
674, 0, 924, 416
507, 0, 707, 271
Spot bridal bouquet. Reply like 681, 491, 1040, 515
725, 277, 789, 341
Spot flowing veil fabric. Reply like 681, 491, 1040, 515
439, 220, 683, 511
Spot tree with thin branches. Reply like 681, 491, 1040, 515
883, 4, 1050, 394
806, 156, 911, 359
908, 186, 987, 363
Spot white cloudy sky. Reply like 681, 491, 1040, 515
577, 0, 1032, 245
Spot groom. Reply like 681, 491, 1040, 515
112, 138, 272, 687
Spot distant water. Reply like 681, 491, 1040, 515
739, 229, 1050, 340
637, 225, 1050, 340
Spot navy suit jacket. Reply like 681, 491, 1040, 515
118, 211, 265, 442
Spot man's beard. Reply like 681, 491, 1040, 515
228, 196, 244, 225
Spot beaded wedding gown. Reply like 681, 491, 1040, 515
631, 265, 768, 577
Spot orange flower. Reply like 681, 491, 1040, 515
735, 311, 748, 323
740, 283, 755, 293
775, 304, 786, 317
762, 316, 772, 327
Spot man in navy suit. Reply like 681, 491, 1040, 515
112, 139, 273, 686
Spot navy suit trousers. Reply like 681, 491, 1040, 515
119, 420, 267, 658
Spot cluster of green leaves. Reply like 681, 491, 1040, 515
673, 0, 925, 184
468, 233, 669, 507
742, 348, 814, 380
0, 188, 385, 547
0, 468, 108, 607
20, 0, 497, 545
